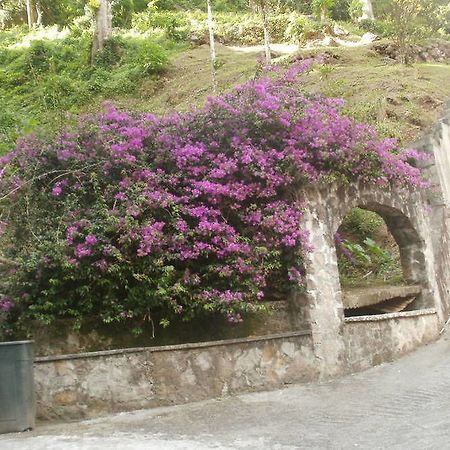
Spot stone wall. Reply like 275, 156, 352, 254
413, 100, 450, 317
34, 331, 316, 420
343, 310, 439, 372
34, 307, 442, 420
295, 180, 445, 380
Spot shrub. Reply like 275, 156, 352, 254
0, 30, 170, 153
373, 0, 448, 62
359, 19, 391, 37
284, 13, 323, 43
332, 0, 351, 21
132, 10, 323, 45
94, 36, 127, 67
339, 208, 384, 241
0, 296, 15, 339
0, 60, 428, 336
126, 39, 169, 74
312, 0, 336, 21
348, 0, 363, 22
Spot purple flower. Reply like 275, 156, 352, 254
0, 58, 430, 325
66, 226, 78, 245
137, 221, 165, 257
95, 259, 108, 271
75, 244, 92, 258
0, 298, 14, 312
52, 185, 62, 197
85, 234, 98, 246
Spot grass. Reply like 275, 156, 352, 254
295, 44, 450, 145
0, 28, 183, 154
89, 41, 450, 147
82, 43, 261, 116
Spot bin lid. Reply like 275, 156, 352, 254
0, 341, 34, 346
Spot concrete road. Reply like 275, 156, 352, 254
2, 334, 450, 450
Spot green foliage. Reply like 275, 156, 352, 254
94, 35, 126, 67
284, 13, 323, 43
336, 208, 403, 287
132, 10, 191, 41
0, 60, 424, 335
343, 241, 371, 263
359, 18, 391, 37
147, 0, 250, 13
371, 0, 450, 62
340, 208, 384, 241
133, 10, 323, 45
331, 0, 351, 21
348, 0, 363, 22
380, 0, 430, 63
312, 0, 336, 21
0, 29, 170, 153
339, 236, 402, 286
112, 0, 135, 28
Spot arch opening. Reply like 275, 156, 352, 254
334, 205, 433, 317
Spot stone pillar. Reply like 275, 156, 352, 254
300, 205, 346, 379
413, 106, 450, 320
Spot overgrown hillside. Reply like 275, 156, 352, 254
2, 33, 450, 155
100, 43, 450, 146
1, 0, 450, 154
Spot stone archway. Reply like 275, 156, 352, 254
296, 182, 443, 378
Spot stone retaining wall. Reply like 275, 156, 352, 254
343, 310, 439, 372
34, 331, 316, 420
33, 309, 441, 420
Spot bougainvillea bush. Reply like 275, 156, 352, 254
0, 59, 428, 335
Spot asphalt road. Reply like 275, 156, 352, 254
2, 333, 450, 450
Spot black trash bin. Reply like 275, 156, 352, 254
0, 341, 35, 434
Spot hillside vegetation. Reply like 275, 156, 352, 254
1, 1, 450, 154
102, 43, 450, 146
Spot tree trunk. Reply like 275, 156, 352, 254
91, 0, 113, 64
26, 0, 33, 29
261, 1, 271, 65
206, 0, 218, 93
360, 0, 374, 20
35, 1, 43, 27
320, 6, 328, 23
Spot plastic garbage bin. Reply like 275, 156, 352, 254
0, 341, 35, 434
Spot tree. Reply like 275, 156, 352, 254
250, 0, 272, 64
312, 0, 335, 22
25, 0, 33, 28
260, 0, 271, 64
91, 0, 113, 64
206, 0, 218, 93
381, 0, 428, 64
360, 0, 374, 20
35, 0, 43, 26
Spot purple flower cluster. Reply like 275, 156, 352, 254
0, 59, 429, 324
334, 232, 354, 260
0, 298, 14, 312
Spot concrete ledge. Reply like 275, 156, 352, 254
344, 308, 437, 323
34, 330, 312, 363
343, 285, 422, 309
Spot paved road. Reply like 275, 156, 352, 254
2, 334, 450, 450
